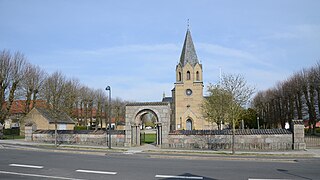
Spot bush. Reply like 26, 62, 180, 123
3, 128, 20, 135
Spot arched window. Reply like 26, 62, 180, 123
178, 72, 182, 81
186, 119, 192, 130
196, 71, 199, 81
187, 71, 191, 80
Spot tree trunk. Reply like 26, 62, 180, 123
2, 82, 19, 122
25, 89, 32, 114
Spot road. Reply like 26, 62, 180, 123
0, 146, 319, 180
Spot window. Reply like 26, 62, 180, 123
187, 71, 191, 80
196, 71, 199, 81
186, 119, 192, 130
57, 124, 67, 130
178, 72, 182, 81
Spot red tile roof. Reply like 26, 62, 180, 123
3, 100, 49, 115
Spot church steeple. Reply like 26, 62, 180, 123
179, 29, 199, 67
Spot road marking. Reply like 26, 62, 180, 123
76, 169, 117, 175
0, 170, 86, 180
9, 163, 44, 169
155, 174, 203, 179
248, 179, 291, 180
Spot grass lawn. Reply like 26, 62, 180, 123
143, 133, 156, 144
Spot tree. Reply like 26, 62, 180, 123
0, 50, 27, 123
221, 74, 254, 154
203, 74, 254, 154
240, 108, 257, 129
202, 84, 233, 130
41, 71, 66, 111
21, 64, 46, 114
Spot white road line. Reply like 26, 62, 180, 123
9, 163, 44, 169
248, 179, 291, 180
0, 170, 86, 180
76, 169, 117, 175
155, 174, 204, 179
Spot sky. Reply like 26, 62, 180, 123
1, 0, 320, 102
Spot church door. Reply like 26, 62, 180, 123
186, 119, 192, 130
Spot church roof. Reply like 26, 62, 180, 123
179, 29, 199, 67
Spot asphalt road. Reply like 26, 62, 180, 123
0, 147, 319, 180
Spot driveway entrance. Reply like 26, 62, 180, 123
124, 102, 171, 147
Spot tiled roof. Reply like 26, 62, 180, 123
3, 100, 48, 115
126, 102, 169, 106
35, 108, 75, 124
162, 97, 173, 103
169, 129, 292, 135
179, 29, 199, 67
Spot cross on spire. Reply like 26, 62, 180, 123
187, 19, 190, 29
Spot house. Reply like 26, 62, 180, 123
20, 107, 75, 135
72, 108, 125, 130
3, 100, 48, 129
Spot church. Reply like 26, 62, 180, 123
162, 28, 216, 131
125, 29, 218, 146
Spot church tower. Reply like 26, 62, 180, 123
172, 29, 205, 130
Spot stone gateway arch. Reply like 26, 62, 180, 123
124, 102, 171, 147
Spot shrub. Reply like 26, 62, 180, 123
3, 128, 20, 135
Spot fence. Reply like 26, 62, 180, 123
305, 135, 320, 148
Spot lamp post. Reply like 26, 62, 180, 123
257, 116, 260, 129
106, 86, 111, 149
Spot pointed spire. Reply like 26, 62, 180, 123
179, 29, 199, 67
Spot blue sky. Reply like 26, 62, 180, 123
1, 0, 320, 102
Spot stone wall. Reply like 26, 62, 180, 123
162, 120, 306, 151
29, 130, 125, 147
163, 133, 292, 151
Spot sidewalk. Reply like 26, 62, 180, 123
1, 139, 320, 158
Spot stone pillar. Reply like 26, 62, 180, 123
25, 125, 36, 141
291, 120, 306, 150
159, 124, 162, 145
0, 123, 3, 139
124, 122, 132, 147
131, 125, 136, 146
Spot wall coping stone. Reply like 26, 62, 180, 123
169, 129, 292, 135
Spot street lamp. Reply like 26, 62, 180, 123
106, 86, 111, 149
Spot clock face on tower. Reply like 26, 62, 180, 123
186, 89, 193, 96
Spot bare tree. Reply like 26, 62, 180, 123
0, 50, 12, 123
301, 69, 317, 134
21, 64, 46, 113
93, 89, 106, 129
62, 78, 80, 118
112, 97, 126, 130
41, 71, 66, 111
252, 62, 320, 133
0, 50, 27, 122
